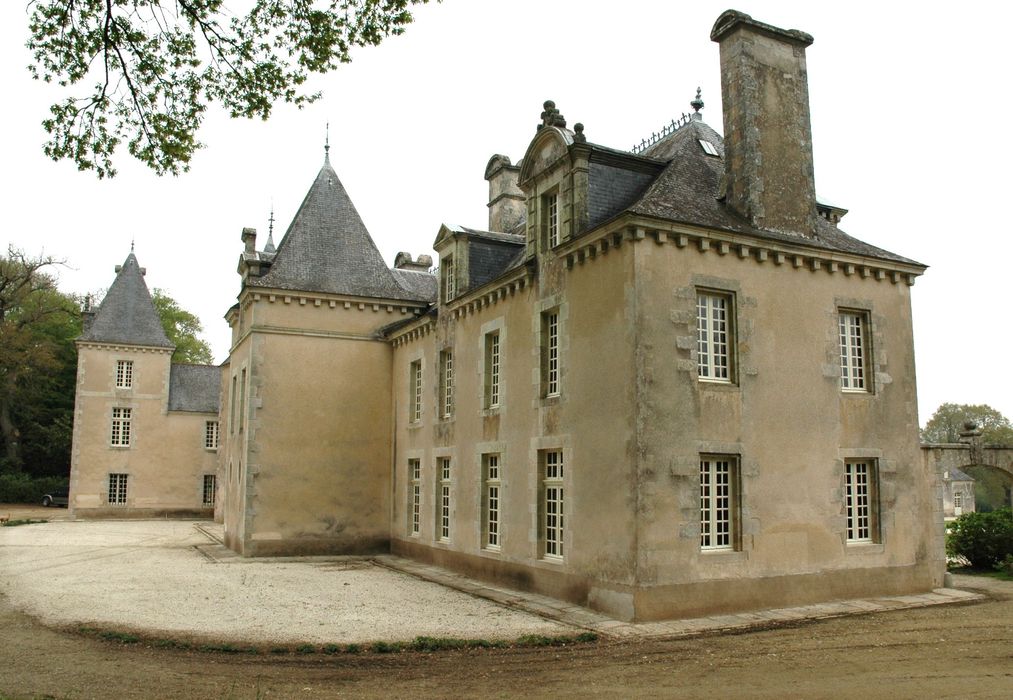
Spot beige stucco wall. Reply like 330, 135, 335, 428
69, 344, 218, 518
628, 229, 939, 619
221, 291, 422, 556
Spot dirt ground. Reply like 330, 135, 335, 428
1, 574, 1010, 699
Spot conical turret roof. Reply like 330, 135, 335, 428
80, 252, 173, 348
249, 156, 414, 299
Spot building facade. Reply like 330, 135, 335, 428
69, 253, 220, 517
210, 9, 941, 621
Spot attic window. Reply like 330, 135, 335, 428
699, 139, 719, 156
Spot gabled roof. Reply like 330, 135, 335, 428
80, 253, 173, 348
944, 466, 975, 483
167, 364, 221, 413
249, 155, 427, 301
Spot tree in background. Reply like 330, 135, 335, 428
27, 0, 434, 178
921, 403, 1013, 445
0, 247, 79, 474
152, 289, 215, 365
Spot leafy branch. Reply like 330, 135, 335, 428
27, 1, 433, 178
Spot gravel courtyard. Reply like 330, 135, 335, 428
0, 519, 567, 644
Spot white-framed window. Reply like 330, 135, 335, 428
839, 311, 870, 392
700, 456, 737, 550
202, 474, 216, 507
437, 457, 452, 542
953, 491, 963, 509
543, 311, 560, 397
239, 368, 247, 432
205, 421, 219, 450
108, 473, 128, 505
697, 291, 733, 382
440, 349, 454, 419
110, 407, 132, 447
442, 255, 456, 302
544, 191, 560, 247
845, 460, 877, 543
409, 360, 422, 423
409, 458, 421, 536
541, 450, 564, 559
483, 454, 502, 550
229, 375, 237, 434
484, 332, 501, 409
115, 359, 133, 389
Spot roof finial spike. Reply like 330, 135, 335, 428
265, 205, 277, 253
130, 238, 135, 253
690, 87, 704, 118
324, 122, 330, 162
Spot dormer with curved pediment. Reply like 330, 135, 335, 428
517, 101, 592, 260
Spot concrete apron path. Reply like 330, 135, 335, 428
193, 524, 984, 641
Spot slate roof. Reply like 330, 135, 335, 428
944, 466, 975, 483
167, 364, 221, 413
392, 268, 438, 302
618, 119, 922, 266
249, 156, 429, 301
80, 253, 173, 348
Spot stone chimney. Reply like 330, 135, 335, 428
484, 155, 525, 233
711, 10, 818, 237
394, 252, 434, 272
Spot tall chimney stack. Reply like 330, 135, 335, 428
711, 11, 818, 237
485, 155, 525, 233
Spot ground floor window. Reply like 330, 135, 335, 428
108, 473, 128, 505
409, 459, 421, 536
482, 454, 501, 550
700, 456, 738, 550
541, 451, 564, 559
437, 457, 451, 542
845, 460, 878, 543
202, 474, 216, 507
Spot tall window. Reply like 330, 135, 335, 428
700, 456, 737, 550
544, 192, 560, 247
110, 407, 132, 446
541, 451, 564, 559
115, 360, 133, 388
108, 473, 128, 504
440, 349, 454, 419
437, 457, 452, 542
239, 368, 247, 432
205, 421, 219, 450
839, 311, 869, 392
442, 255, 456, 302
697, 291, 733, 382
483, 454, 502, 550
409, 459, 421, 536
229, 375, 237, 434
845, 460, 877, 543
202, 474, 216, 507
541, 311, 560, 397
484, 332, 501, 409
409, 360, 423, 423
953, 491, 963, 509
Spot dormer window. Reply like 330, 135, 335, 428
543, 191, 560, 248
442, 255, 456, 302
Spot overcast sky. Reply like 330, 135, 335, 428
3, 1, 1010, 426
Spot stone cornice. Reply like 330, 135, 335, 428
76, 340, 174, 354
560, 214, 925, 285
239, 287, 429, 315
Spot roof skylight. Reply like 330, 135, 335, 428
699, 139, 719, 156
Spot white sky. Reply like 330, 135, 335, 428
3, 1, 1010, 426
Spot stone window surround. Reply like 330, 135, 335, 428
836, 448, 886, 553
534, 295, 568, 405
115, 359, 134, 389
529, 436, 571, 566
836, 304, 874, 395
109, 406, 132, 447
107, 472, 129, 505
475, 441, 507, 557
432, 447, 454, 546
699, 453, 740, 552
479, 317, 506, 415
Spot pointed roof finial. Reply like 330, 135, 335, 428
130, 238, 135, 253
324, 122, 330, 162
265, 205, 277, 253
690, 87, 704, 116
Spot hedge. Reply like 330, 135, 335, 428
0, 473, 69, 504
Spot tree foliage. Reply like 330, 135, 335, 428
947, 508, 1013, 569
921, 403, 1013, 446
0, 247, 80, 473
27, 0, 433, 178
152, 289, 214, 364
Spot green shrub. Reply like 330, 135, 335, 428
0, 473, 69, 503
997, 554, 1013, 576
947, 508, 1013, 568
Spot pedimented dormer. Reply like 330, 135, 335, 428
433, 224, 525, 305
